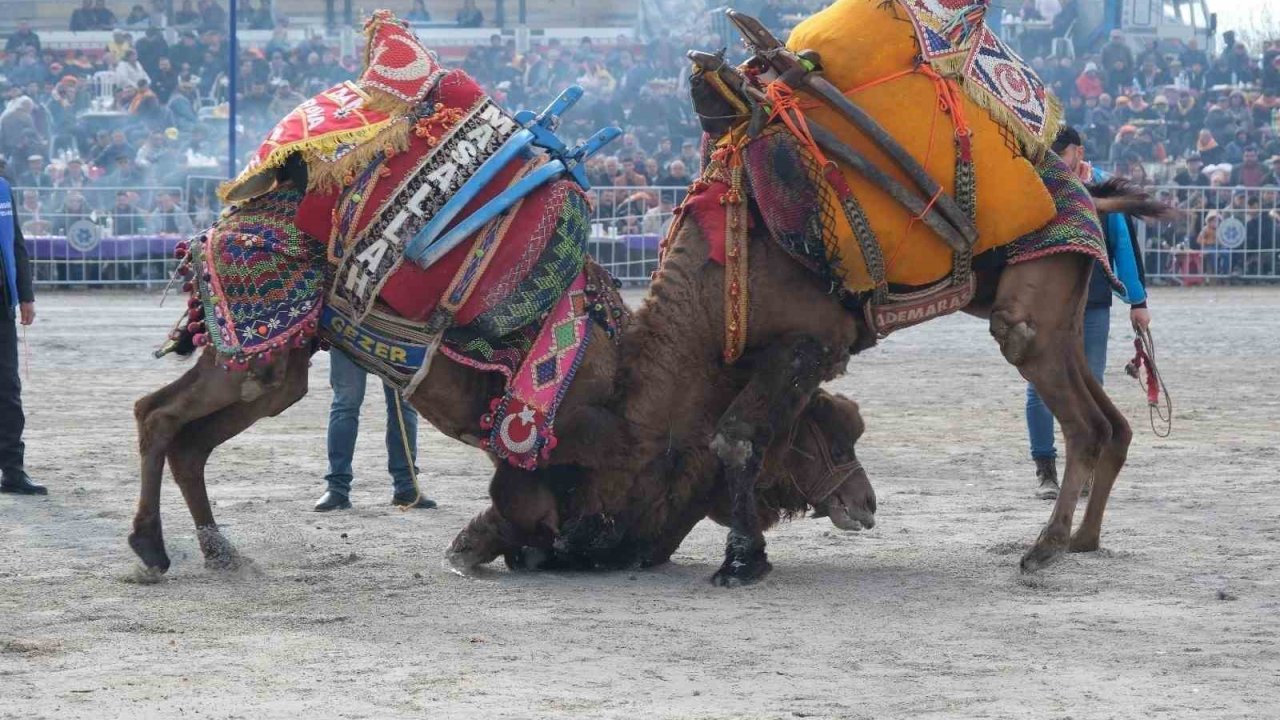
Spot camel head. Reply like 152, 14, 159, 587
794, 392, 876, 531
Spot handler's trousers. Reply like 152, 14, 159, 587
0, 312, 24, 474
323, 347, 419, 498
1025, 305, 1110, 461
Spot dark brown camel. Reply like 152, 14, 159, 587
130, 228, 876, 576
632, 204, 1140, 585
444, 173, 1153, 585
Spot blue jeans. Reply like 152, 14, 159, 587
324, 348, 419, 497
1026, 305, 1111, 460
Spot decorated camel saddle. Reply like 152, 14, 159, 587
682, 0, 1119, 355
158, 11, 624, 470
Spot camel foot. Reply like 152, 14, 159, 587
1020, 537, 1067, 574
446, 525, 503, 573
196, 526, 248, 571
1068, 532, 1100, 554
711, 532, 771, 587
128, 526, 171, 575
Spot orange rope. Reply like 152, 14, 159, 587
764, 80, 831, 168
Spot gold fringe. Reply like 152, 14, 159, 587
306, 117, 413, 194
954, 75, 1062, 162
217, 120, 395, 202
360, 88, 416, 116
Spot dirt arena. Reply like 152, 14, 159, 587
1, 286, 1277, 719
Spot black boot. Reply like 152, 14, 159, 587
0, 470, 47, 496
1035, 457, 1059, 500
392, 490, 437, 509
313, 491, 351, 512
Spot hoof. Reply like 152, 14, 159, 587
127, 531, 171, 575
1020, 540, 1066, 574
504, 546, 552, 571
710, 556, 772, 587
1068, 533, 1100, 554
445, 547, 490, 576
196, 526, 246, 571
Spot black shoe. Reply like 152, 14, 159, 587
391, 491, 437, 509
0, 471, 47, 496
1034, 457, 1059, 500
313, 491, 351, 512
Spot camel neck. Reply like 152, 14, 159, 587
614, 224, 723, 441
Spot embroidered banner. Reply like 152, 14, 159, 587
219, 81, 392, 202
330, 97, 517, 321
481, 272, 592, 470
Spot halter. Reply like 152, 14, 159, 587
1125, 326, 1173, 438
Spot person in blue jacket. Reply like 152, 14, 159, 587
0, 172, 44, 495
1029, 126, 1152, 499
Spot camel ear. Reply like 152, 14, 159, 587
1087, 177, 1176, 220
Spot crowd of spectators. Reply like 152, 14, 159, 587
0, 0, 1276, 279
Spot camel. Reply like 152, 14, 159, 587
129, 234, 877, 576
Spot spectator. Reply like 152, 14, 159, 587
6, 21, 41, 54
406, 0, 431, 23
109, 191, 146, 235
52, 191, 94, 236
1100, 29, 1134, 94
149, 191, 194, 235
0, 98, 43, 161
166, 81, 199, 131
1230, 147, 1269, 187
1173, 153, 1206, 192
456, 0, 483, 28
70, 0, 96, 31
1075, 61, 1103, 99
1224, 129, 1251, 165
92, 0, 119, 30
15, 156, 51, 189
199, 0, 228, 33
1109, 125, 1140, 164
136, 27, 169, 75
1197, 129, 1224, 165
125, 3, 152, 28
116, 48, 151, 88
18, 190, 51, 236
174, 0, 199, 26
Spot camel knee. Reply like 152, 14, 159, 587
990, 313, 1036, 366
1065, 415, 1112, 460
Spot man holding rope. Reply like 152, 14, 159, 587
0, 170, 43, 496
1028, 126, 1152, 500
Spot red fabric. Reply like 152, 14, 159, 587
681, 182, 730, 265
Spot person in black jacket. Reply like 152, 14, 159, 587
0, 174, 44, 495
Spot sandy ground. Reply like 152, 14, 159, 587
1, 286, 1278, 719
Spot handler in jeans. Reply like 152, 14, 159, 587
0, 174, 44, 495
1028, 126, 1151, 500
314, 347, 436, 511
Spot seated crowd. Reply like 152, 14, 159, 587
0, 0, 1276, 279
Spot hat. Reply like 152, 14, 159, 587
1119, 124, 1138, 134
1153, 95, 1169, 105
26, 154, 42, 162
1116, 96, 1131, 106
1186, 152, 1203, 162
1268, 155, 1280, 163
1084, 61, 1098, 72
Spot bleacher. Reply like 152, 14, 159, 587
0, 0, 636, 33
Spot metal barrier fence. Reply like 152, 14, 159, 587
1138, 185, 1280, 285
18, 183, 1279, 289
16, 186, 191, 287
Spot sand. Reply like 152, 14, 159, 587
1, 286, 1277, 719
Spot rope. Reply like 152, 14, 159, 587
1125, 327, 1173, 438
763, 81, 831, 168
391, 391, 425, 510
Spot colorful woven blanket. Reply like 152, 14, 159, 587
892, 0, 1061, 155
1007, 153, 1124, 294
158, 188, 328, 367
773, 0, 1059, 291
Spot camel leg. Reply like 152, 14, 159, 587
990, 255, 1113, 573
1070, 370, 1132, 552
130, 352, 243, 573
709, 334, 829, 587
165, 348, 310, 570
